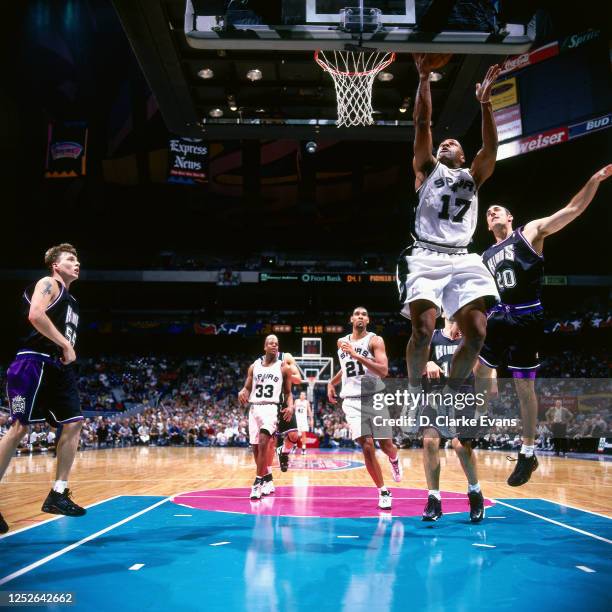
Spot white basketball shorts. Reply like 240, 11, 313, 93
396, 246, 499, 319
248, 403, 278, 445
341, 396, 393, 441
296, 415, 309, 433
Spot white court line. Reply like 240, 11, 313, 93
337, 535, 359, 539
210, 542, 231, 546
0, 497, 170, 586
486, 516, 506, 519
493, 500, 612, 545
576, 565, 596, 573
128, 564, 145, 571
473, 543, 496, 548
538, 497, 612, 520
174, 514, 192, 517
0, 495, 122, 541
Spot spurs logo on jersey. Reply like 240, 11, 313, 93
338, 332, 383, 398
413, 162, 478, 248
248, 357, 283, 404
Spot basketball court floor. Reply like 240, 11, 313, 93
1, 447, 610, 610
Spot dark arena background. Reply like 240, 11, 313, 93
0, 2, 610, 611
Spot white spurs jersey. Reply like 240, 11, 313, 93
248, 356, 284, 404
295, 399, 308, 418
413, 161, 478, 249
338, 332, 383, 398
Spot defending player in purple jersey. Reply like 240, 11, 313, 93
0, 243, 86, 533
476, 165, 612, 487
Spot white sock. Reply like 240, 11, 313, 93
468, 482, 481, 494
521, 444, 535, 457
428, 489, 441, 500
379, 486, 388, 494
389, 454, 398, 463
53, 480, 67, 494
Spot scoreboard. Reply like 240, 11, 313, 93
259, 272, 396, 284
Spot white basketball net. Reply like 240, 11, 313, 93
315, 49, 396, 127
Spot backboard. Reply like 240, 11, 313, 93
294, 355, 334, 402
302, 1, 415, 25
185, 1, 534, 53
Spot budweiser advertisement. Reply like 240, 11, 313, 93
497, 127, 568, 161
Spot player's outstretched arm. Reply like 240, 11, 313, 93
412, 54, 437, 186
522, 164, 612, 251
238, 364, 254, 406
28, 277, 76, 364
470, 64, 501, 188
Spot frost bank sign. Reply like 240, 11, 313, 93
168, 137, 208, 182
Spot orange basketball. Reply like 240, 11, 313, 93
426, 53, 453, 71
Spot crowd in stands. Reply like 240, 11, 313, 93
0, 346, 609, 455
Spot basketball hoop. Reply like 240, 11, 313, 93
315, 49, 396, 127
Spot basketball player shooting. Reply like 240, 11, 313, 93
397, 54, 501, 408
476, 163, 612, 486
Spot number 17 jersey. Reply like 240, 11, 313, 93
413, 162, 478, 249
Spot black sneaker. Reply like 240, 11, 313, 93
507, 453, 538, 487
0, 511, 8, 534
422, 495, 443, 521
41, 489, 86, 517
276, 446, 289, 472
468, 490, 485, 523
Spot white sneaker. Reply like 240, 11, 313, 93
378, 490, 392, 510
262, 479, 275, 496
389, 457, 403, 482
250, 483, 262, 500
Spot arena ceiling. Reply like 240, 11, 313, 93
110, 0, 527, 141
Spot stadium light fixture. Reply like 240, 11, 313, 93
198, 68, 214, 79
246, 68, 263, 81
